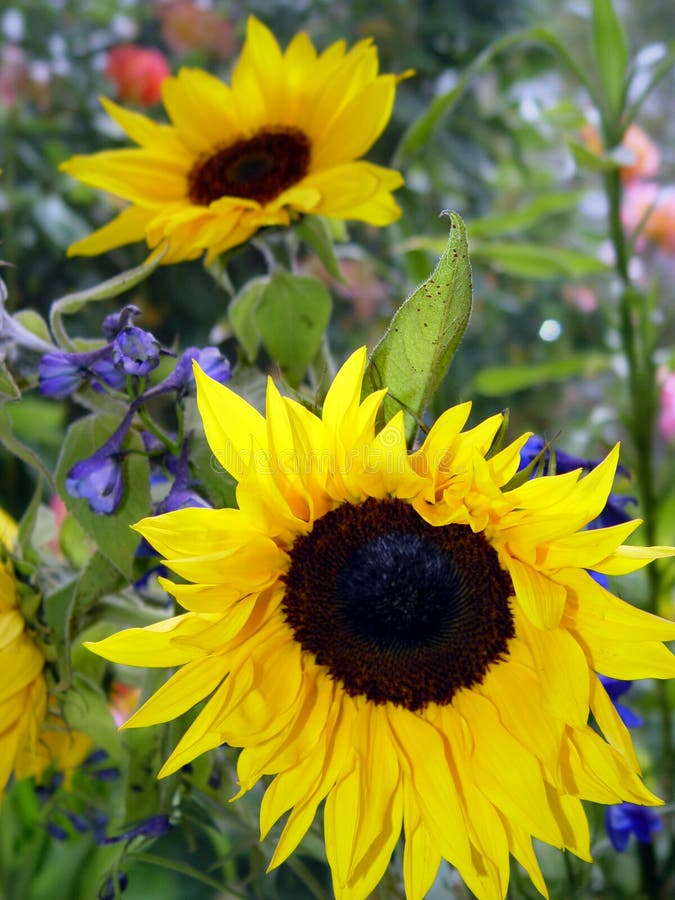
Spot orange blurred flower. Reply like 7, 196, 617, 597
623, 182, 675, 254
581, 122, 660, 183
105, 44, 170, 106
158, 1, 235, 58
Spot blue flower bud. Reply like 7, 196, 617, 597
112, 326, 160, 376
102, 304, 142, 340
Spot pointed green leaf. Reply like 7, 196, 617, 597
568, 139, 622, 172
228, 276, 268, 362
473, 354, 610, 396
468, 192, 582, 239
0, 407, 56, 487
255, 272, 332, 388
364, 212, 472, 440
55, 414, 150, 578
0, 359, 20, 400
13, 308, 52, 345
295, 214, 343, 279
591, 0, 629, 123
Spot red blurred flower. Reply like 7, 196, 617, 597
105, 44, 170, 106
158, 1, 235, 59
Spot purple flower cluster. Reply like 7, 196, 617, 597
39, 306, 160, 398
45, 306, 231, 516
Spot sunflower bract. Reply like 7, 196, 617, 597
86, 347, 675, 900
60, 17, 404, 265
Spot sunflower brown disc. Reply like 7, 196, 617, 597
188, 128, 311, 206
282, 497, 516, 711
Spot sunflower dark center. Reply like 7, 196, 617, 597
187, 128, 311, 206
282, 497, 515, 711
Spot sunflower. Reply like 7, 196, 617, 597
0, 537, 91, 801
60, 17, 404, 265
87, 348, 675, 899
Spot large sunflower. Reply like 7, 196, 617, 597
0, 535, 91, 801
87, 348, 675, 899
60, 17, 404, 264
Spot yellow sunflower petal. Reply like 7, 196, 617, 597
65, 205, 153, 257
193, 361, 267, 480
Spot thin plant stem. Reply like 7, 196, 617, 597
603, 164, 672, 889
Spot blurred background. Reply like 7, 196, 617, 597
1, 3, 675, 897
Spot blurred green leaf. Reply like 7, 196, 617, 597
44, 550, 125, 687
7, 395, 65, 447
468, 241, 609, 278
63, 673, 123, 761
228, 276, 268, 363
468, 192, 582, 239
0, 359, 20, 400
16, 478, 43, 552
0, 406, 56, 488
473, 354, 610, 396
364, 213, 472, 441
591, 0, 629, 124
55, 414, 150, 578
295, 215, 343, 279
13, 309, 52, 345
32, 195, 92, 250
255, 272, 332, 389
568, 139, 622, 172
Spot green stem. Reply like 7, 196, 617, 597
604, 167, 673, 805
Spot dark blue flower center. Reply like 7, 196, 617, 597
282, 497, 515, 711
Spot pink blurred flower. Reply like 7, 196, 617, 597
623, 182, 675, 255
581, 122, 660, 183
158, 2, 235, 59
0, 44, 27, 107
659, 373, 675, 442
105, 44, 170, 106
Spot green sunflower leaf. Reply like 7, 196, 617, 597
364, 212, 472, 441
54, 414, 150, 578
228, 276, 268, 363
255, 272, 332, 389
295, 214, 343, 279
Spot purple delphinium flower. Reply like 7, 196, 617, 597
605, 803, 662, 852
598, 675, 644, 727
519, 435, 636, 528
65, 409, 136, 514
112, 325, 161, 376
94, 814, 172, 846
90, 355, 128, 392
141, 345, 231, 402
39, 346, 111, 399
157, 437, 211, 514
101, 304, 141, 340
